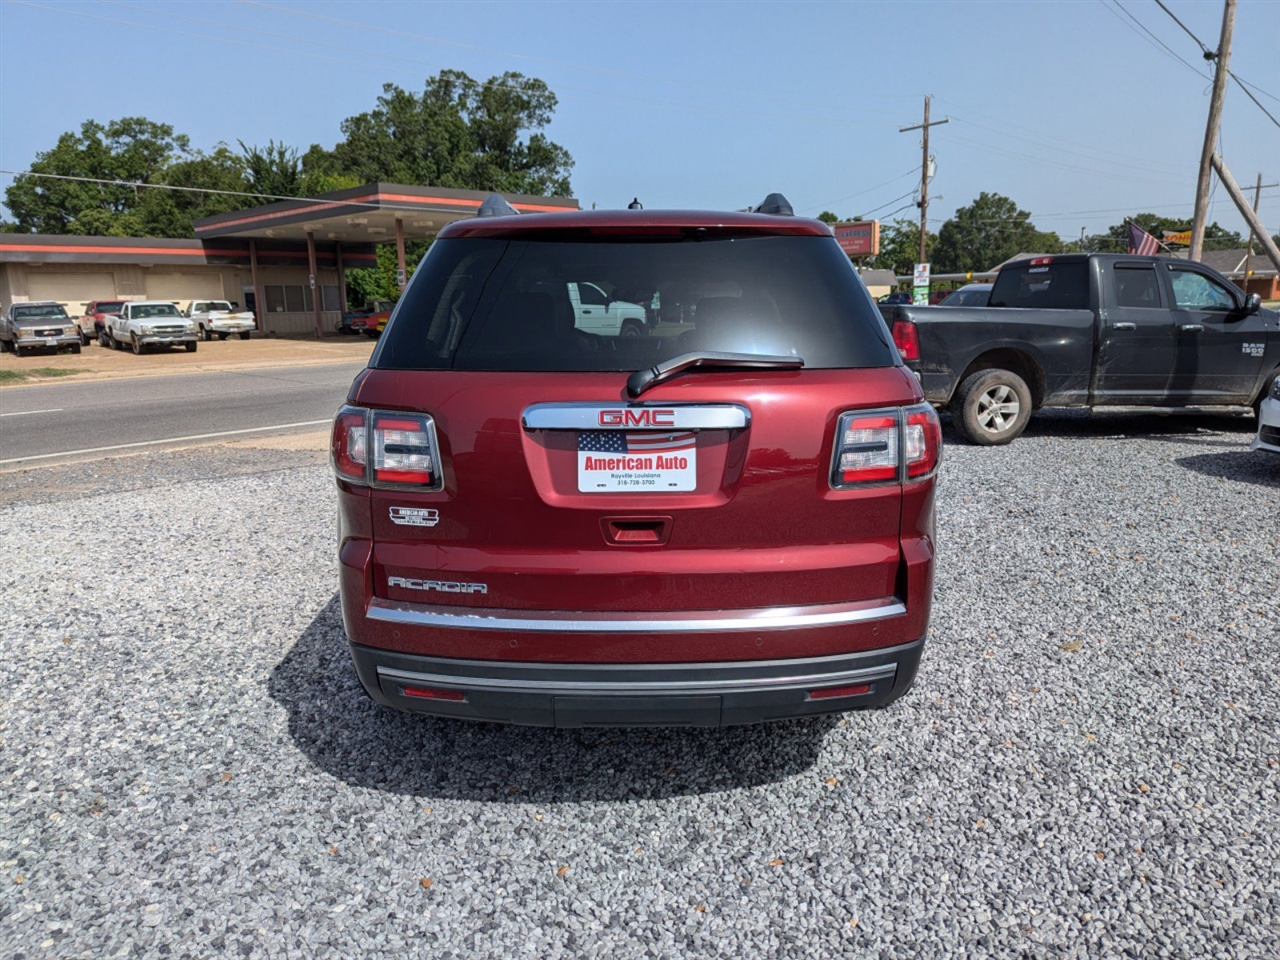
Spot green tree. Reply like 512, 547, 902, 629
932, 193, 1062, 273
239, 139, 302, 198
3, 118, 248, 237
316, 70, 573, 195
816, 211, 840, 225
865, 218, 937, 277
1085, 213, 1244, 253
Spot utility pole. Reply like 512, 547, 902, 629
1242, 174, 1279, 285
1209, 153, 1280, 274
899, 95, 949, 264
1189, 0, 1236, 262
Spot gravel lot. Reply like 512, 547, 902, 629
1, 412, 1277, 958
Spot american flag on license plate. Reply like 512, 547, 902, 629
577, 431, 697, 455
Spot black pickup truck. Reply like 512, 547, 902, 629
887, 253, 1280, 444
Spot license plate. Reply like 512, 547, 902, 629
45, 339, 58, 347
577, 431, 697, 492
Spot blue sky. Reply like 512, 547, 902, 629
1, 0, 1278, 241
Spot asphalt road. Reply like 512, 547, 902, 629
0, 362, 366, 466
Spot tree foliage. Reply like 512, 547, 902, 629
318, 70, 573, 196
815, 211, 840, 225
239, 139, 302, 199
1084, 213, 1244, 253
4, 118, 247, 237
931, 192, 1062, 273
864, 219, 937, 277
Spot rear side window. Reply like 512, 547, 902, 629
989, 261, 1089, 309
1113, 266, 1161, 308
374, 236, 897, 372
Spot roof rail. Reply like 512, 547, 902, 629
476, 194, 520, 218
754, 193, 794, 216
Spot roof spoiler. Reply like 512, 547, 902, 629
753, 193, 794, 216
476, 194, 520, 218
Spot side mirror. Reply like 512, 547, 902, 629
1244, 292, 1262, 315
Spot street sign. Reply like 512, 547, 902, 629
308, 274, 315, 290
912, 262, 930, 306
396, 268, 407, 288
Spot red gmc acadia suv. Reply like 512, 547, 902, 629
331, 194, 940, 727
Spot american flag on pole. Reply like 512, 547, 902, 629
1127, 222, 1161, 256
577, 431, 697, 455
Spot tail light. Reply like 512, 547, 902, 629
904, 403, 942, 478
830, 404, 941, 488
891, 320, 919, 361
331, 405, 443, 490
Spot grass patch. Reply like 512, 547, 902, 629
0, 367, 88, 384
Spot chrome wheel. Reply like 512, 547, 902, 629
976, 384, 1020, 434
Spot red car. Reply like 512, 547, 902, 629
332, 194, 940, 727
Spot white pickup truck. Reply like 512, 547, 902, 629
103, 300, 199, 354
186, 300, 255, 341
566, 282, 648, 336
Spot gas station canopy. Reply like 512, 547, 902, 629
193, 182, 579, 244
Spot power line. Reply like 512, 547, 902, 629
1231, 73, 1280, 104
858, 190, 920, 220
940, 131, 1193, 188
1105, 0, 1211, 79
1229, 73, 1280, 129
1145, 0, 1280, 129
0, 168, 447, 214
801, 169, 919, 215
1152, 0, 1213, 55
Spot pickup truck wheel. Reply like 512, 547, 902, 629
70, 343, 81, 355
953, 369, 1033, 446
131, 334, 145, 355
620, 320, 644, 337
80, 331, 91, 346
13, 342, 24, 357
201, 325, 212, 342
238, 331, 251, 340
185, 342, 197, 353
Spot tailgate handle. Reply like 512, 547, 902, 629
603, 518, 670, 545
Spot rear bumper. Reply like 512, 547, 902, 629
348, 638, 924, 727
1251, 397, 1280, 453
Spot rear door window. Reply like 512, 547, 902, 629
1113, 265, 1162, 308
989, 261, 1089, 309
374, 236, 898, 372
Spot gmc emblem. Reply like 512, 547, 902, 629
598, 408, 675, 427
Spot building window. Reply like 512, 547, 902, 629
265, 285, 286, 313
284, 285, 306, 313
321, 284, 341, 312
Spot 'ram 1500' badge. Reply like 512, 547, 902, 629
389, 507, 440, 527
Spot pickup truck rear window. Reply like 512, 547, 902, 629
373, 236, 899, 372
989, 261, 1088, 310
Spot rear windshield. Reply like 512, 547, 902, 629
373, 236, 898, 372
194, 301, 232, 312
939, 287, 991, 307
95, 301, 126, 314
989, 261, 1089, 310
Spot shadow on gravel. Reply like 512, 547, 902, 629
270, 595, 839, 803
1175, 450, 1280, 488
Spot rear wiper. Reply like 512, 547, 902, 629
626, 351, 804, 398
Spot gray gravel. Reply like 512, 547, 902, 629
1, 411, 1277, 958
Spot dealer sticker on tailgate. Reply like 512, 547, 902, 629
577, 430, 697, 492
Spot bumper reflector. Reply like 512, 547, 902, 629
806, 682, 872, 701
401, 685, 466, 702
